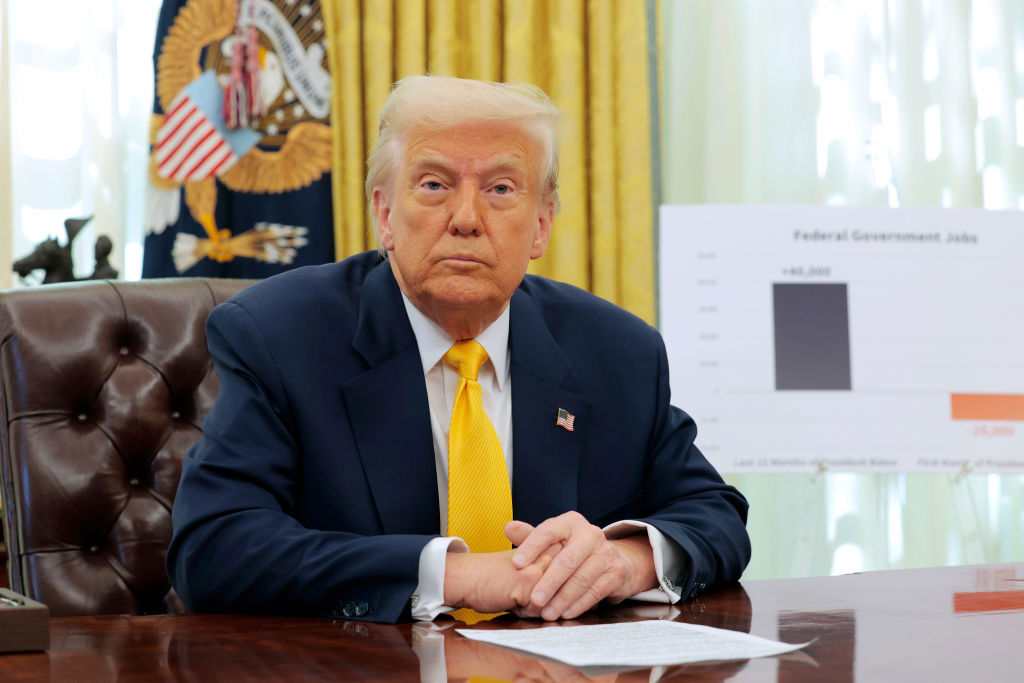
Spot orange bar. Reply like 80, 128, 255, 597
950, 393, 1024, 421
953, 591, 1024, 614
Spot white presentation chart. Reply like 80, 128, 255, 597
659, 205, 1024, 474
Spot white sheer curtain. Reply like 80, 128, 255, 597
1, 0, 161, 289
661, 0, 1024, 580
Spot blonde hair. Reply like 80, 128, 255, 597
366, 75, 562, 238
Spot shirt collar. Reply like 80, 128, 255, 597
400, 293, 510, 390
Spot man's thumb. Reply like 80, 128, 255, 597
504, 519, 534, 547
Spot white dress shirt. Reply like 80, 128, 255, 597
400, 294, 685, 620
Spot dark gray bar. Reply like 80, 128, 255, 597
773, 283, 852, 391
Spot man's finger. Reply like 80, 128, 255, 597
527, 527, 604, 607
504, 520, 534, 547
539, 553, 613, 620
511, 516, 574, 568
558, 561, 627, 620
510, 543, 563, 617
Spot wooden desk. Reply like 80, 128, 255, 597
1, 562, 1021, 681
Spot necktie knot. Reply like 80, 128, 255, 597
444, 340, 488, 381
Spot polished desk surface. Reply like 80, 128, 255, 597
1, 562, 1021, 681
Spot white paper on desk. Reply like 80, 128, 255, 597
456, 620, 809, 668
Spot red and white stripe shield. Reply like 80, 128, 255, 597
155, 71, 261, 183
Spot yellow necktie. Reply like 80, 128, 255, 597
444, 341, 512, 624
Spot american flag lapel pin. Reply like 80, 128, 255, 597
556, 407, 575, 431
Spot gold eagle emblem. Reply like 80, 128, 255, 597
149, 0, 331, 271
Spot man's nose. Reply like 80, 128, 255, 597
448, 184, 483, 235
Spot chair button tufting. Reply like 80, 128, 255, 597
129, 478, 140, 488
88, 545, 100, 555
77, 413, 88, 423
171, 411, 181, 420
119, 346, 129, 356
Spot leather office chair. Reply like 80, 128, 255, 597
0, 278, 255, 616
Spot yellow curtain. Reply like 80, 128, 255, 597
321, 0, 657, 323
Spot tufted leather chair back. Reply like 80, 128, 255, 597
0, 278, 255, 616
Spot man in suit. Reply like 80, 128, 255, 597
167, 76, 750, 624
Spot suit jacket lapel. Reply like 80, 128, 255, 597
508, 287, 591, 526
342, 261, 440, 535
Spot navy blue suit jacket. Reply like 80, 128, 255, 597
167, 251, 750, 623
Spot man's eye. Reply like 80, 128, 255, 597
493, 184, 512, 195
424, 181, 443, 191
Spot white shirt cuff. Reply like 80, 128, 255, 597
411, 536, 469, 621
603, 520, 687, 604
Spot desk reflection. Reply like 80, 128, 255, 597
163, 587, 756, 682
777, 610, 852, 683
167, 616, 421, 681
4, 563, 1020, 682
411, 589, 756, 683
953, 565, 1024, 614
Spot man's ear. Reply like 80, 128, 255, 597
372, 188, 394, 251
529, 200, 554, 260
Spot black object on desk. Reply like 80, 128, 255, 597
0, 588, 49, 653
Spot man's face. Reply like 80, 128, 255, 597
373, 120, 554, 333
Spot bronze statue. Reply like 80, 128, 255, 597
11, 216, 119, 284
90, 235, 119, 280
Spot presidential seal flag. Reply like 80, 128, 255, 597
144, 0, 334, 278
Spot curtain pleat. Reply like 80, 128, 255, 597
610, 1, 655, 318
587, 2, 617, 304
322, 0, 370, 258
323, 0, 657, 323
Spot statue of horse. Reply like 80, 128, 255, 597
11, 217, 116, 284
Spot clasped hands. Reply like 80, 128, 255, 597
443, 511, 657, 621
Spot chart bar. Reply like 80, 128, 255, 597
773, 283, 852, 391
953, 591, 1024, 613
950, 393, 1024, 421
